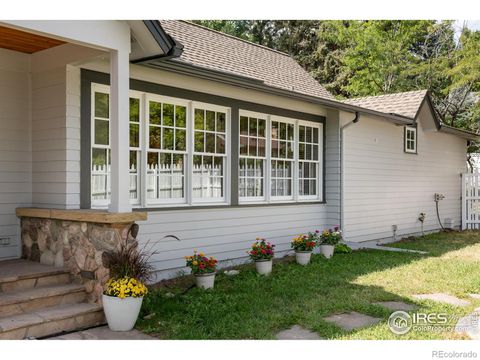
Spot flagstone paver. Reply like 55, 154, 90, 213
373, 301, 418, 311
455, 308, 480, 340
412, 293, 470, 307
468, 294, 480, 300
323, 312, 381, 332
48, 325, 156, 340
275, 325, 323, 340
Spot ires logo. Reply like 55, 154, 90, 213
388, 311, 454, 335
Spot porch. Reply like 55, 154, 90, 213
0, 21, 151, 339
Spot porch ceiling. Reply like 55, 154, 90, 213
0, 25, 65, 53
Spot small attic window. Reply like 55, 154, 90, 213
404, 126, 417, 154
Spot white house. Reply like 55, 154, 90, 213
0, 19, 477, 338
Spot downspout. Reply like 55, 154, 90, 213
339, 112, 360, 231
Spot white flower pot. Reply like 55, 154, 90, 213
295, 251, 312, 265
255, 259, 273, 275
320, 245, 335, 259
195, 272, 216, 289
102, 294, 143, 332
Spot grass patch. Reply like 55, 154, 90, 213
137, 231, 480, 340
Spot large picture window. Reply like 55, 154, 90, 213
238, 111, 323, 204
90, 85, 230, 208
90, 84, 322, 208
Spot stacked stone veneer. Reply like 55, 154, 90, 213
20, 217, 136, 304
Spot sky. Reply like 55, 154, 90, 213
454, 20, 480, 40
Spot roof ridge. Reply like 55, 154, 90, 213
346, 89, 428, 101
178, 20, 291, 57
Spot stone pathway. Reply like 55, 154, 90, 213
323, 311, 381, 332
373, 301, 418, 311
455, 308, 480, 340
47, 326, 156, 340
275, 325, 323, 340
412, 293, 470, 307
468, 294, 480, 300
345, 241, 428, 255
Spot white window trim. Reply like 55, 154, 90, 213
145, 93, 190, 207
238, 111, 323, 204
238, 109, 269, 203
298, 120, 323, 201
404, 126, 417, 154
90, 85, 231, 209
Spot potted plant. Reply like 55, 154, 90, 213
320, 227, 343, 259
291, 231, 319, 265
248, 238, 275, 275
185, 250, 218, 289
102, 241, 153, 331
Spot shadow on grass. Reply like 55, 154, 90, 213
136, 232, 480, 340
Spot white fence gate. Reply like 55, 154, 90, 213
462, 172, 480, 230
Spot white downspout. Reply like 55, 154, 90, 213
339, 112, 360, 231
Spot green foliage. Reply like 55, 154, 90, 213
195, 20, 479, 151
335, 243, 352, 254
137, 231, 480, 339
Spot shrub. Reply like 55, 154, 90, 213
248, 238, 275, 261
335, 243, 352, 254
103, 240, 155, 283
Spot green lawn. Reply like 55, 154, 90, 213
137, 231, 480, 340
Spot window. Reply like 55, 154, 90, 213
239, 112, 267, 200
238, 111, 323, 204
91, 85, 230, 208
147, 96, 188, 204
193, 104, 228, 202
298, 122, 320, 199
404, 126, 417, 153
91, 84, 140, 207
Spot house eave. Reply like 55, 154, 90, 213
139, 59, 414, 126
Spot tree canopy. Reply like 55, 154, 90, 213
193, 20, 480, 139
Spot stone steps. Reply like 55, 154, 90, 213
0, 259, 71, 293
0, 260, 106, 339
0, 284, 87, 317
0, 303, 105, 339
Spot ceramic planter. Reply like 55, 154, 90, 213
255, 259, 273, 275
320, 244, 335, 259
102, 294, 143, 331
194, 272, 216, 289
295, 250, 312, 265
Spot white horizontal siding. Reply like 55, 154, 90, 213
342, 105, 467, 242
137, 203, 329, 278
0, 49, 31, 260
30, 62, 81, 209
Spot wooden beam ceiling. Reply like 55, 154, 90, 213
0, 25, 65, 54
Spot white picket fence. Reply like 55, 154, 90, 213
462, 172, 480, 230
91, 164, 224, 200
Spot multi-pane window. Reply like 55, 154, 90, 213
404, 126, 417, 153
239, 112, 266, 199
238, 112, 322, 203
91, 85, 230, 207
271, 119, 295, 199
147, 97, 188, 204
193, 105, 227, 201
90, 84, 323, 208
298, 123, 320, 198
91, 85, 140, 207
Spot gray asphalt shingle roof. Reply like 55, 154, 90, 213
343, 90, 428, 119
159, 20, 335, 100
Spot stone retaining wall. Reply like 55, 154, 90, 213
20, 217, 136, 304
